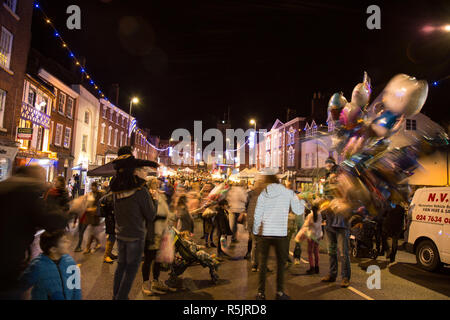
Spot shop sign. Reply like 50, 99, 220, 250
296, 177, 313, 182
17, 128, 34, 140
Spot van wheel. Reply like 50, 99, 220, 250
416, 240, 441, 272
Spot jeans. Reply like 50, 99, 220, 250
307, 239, 319, 268
326, 228, 351, 280
257, 236, 288, 293
113, 239, 145, 300
76, 223, 88, 249
142, 249, 161, 282
230, 212, 240, 241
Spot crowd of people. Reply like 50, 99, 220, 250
0, 145, 409, 301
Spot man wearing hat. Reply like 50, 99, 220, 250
111, 146, 159, 300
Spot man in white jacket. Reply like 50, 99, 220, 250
252, 169, 304, 300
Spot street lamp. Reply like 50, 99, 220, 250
128, 97, 139, 144
250, 119, 257, 168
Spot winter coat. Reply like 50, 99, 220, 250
245, 189, 260, 233
0, 176, 67, 291
146, 192, 175, 250
297, 212, 323, 242
114, 187, 157, 241
215, 207, 233, 236
83, 190, 104, 226
253, 183, 304, 237
19, 254, 81, 300
226, 186, 248, 213
98, 192, 115, 235
44, 187, 70, 216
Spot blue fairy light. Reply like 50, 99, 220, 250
54, 31, 59, 37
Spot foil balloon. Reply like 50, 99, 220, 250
351, 71, 372, 108
328, 92, 348, 122
339, 102, 362, 130
382, 74, 428, 116
370, 110, 399, 137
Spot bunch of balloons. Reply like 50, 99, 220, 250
326, 72, 448, 216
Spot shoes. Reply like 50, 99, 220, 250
251, 265, 258, 272
83, 248, 91, 255
341, 278, 350, 288
275, 292, 291, 300
142, 281, 154, 296
92, 243, 102, 253
74, 247, 82, 252
294, 258, 300, 265
103, 256, 114, 264
109, 253, 118, 260
321, 275, 336, 283
315, 266, 320, 274
205, 243, 210, 248
210, 243, 217, 248
306, 267, 315, 275
152, 280, 176, 292
256, 292, 266, 300
200, 235, 206, 240
150, 280, 167, 294
244, 252, 251, 260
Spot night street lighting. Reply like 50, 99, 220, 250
128, 97, 139, 144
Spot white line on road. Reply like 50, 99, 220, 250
289, 250, 375, 301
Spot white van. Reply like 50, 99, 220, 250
406, 187, 450, 271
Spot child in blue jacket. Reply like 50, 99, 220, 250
19, 230, 82, 300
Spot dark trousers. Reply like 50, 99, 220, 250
257, 236, 288, 293
142, 249, 161, 282
382, 232, 399, 262
231, 212, 239, 241
113, 239, 145, 300
76, 223, 88, 249
205, 225, 215, 244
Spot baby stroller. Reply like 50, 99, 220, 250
349, 216, 378, 259
167, 227, 220, 287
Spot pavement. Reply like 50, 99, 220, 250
30, 219, 450, 300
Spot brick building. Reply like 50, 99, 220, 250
96, 98, 130, 165
0, 0, 34, 180
38, 68, 79, 178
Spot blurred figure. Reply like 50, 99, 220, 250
98, 186, 117, 264
381, 201, 405, 263
226, 183, 248, 243
176, 195, 194, 234
0, 165, 67, 299
202, 204, 217, 248
82, 182, 104, 254
214, 199, 233, 259
252, 170, 304, 300
44, 176, 71, 223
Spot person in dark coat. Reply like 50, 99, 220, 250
0, 165, 67, 299
215, 199, 233, 259
44, 176, 70, 220
382, 201, 405, 263
111, 146, 158, 300
175, 195, 194, 234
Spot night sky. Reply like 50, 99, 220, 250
32, 0, 450, 138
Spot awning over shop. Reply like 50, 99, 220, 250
87, 162, 115, 177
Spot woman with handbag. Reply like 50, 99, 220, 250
141, 178, 176, 296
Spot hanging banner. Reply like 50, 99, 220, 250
17, 128, 34, 140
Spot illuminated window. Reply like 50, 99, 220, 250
82, 135, 88, 152
0, 27, 13, 69
120, 131, 124, 146
0, 89, 6, 128
55, 123, 63, 146
288, 146, 295, 167
114, 129, 118, 147
5, 0, 17, 13
66, 97, 73, 118
64, 127, 71, 149
102, 106, 106, 119
57, 92, 66, 114
108, 126, 112, 145
100, 123, 106, 144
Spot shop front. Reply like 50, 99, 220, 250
14, 150, 58, 182
0, 141, 19, 181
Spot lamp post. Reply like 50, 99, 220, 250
128, 97, 139, 145
250, 119, 257, 168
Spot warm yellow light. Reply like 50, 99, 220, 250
250, 119, 256, 125
75, 61, 80, 66
86, 75, 90, 79
46, 19, 51, 24
444, 25, 450, 32
62, 43, 67, 48
132, 97, 139, 104
94, 85, 98, 89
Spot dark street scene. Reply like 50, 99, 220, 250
0, 0, 449, 306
